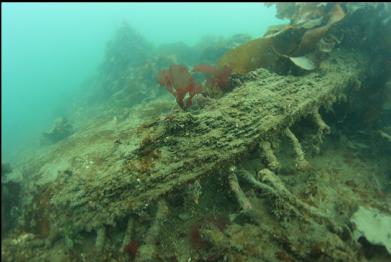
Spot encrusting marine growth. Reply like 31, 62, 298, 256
2, 3, 391, 262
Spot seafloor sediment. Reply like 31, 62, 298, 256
2, 48, 391, 261
2, 3, 391, 262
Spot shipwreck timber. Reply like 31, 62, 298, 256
49, 50, 368, 235
3, 3, 390, 261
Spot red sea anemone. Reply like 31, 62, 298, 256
123, 240, 140, 259
189, 215, 229, 250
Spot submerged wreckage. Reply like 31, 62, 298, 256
2, 3, 391, 262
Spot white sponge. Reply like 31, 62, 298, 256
351, 206, 391, 254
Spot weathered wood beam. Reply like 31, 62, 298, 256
52, 50, 368, 231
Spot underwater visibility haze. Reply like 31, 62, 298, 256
2, 3, 281, 161
1, 2, 391, 262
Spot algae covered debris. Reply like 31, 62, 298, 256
2, 3, 391, 262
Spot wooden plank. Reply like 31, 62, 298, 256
51, 50, 367, 231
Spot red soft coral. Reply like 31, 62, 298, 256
158, 64, 203, 110
193, 64, 232, 95
123, 240, 140, 259
189, 215, 229, 250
